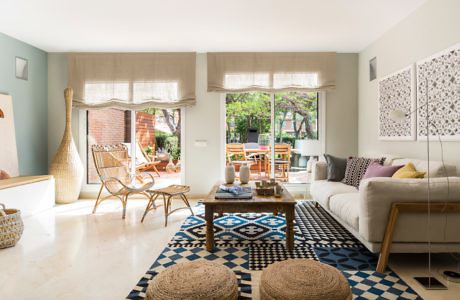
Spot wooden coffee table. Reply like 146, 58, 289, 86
203, 182, 296, 251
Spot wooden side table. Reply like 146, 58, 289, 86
203, 183, 296, 251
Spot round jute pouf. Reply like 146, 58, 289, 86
260, 259, 352, 300
145, 260, 238, 300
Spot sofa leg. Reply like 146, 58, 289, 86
376, 204, 400, 273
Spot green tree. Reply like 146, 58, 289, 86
275, 92, 318, 140
225, 92, 318, 144
226, 93, 271, 142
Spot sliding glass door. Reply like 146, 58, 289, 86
86, 108, 182, 187
225, 92, 321, 184
274, 92, 319, 184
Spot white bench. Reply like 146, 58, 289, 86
0, 176, 55, 217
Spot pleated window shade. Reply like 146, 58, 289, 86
207, 52, 336, 93
68, 53, 196, 109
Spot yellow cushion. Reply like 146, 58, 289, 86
392, 162, 426, 178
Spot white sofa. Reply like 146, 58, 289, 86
311, 156, 460, 254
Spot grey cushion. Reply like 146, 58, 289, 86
324, 154, 347, 182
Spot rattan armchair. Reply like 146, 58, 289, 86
91, 143, 154, 219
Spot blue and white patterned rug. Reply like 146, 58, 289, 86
128, 201, 420, 299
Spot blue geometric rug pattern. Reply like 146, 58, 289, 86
128, 201, 420, 300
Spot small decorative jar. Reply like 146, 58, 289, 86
239, 163, 250, 184
225, 163, 235, 184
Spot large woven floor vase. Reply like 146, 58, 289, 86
49, 87, 83, 204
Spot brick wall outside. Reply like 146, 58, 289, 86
126, 111, 157, 149
87, 109, 156, 184
87, 109, 126, 183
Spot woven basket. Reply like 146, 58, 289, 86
0, 203, 24, 249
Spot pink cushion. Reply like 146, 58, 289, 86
362, 162, 403, 179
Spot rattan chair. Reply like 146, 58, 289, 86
141, 185, 194, 226
91, 144, 154, 219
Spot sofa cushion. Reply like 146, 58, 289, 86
391, 158, 456, 177
310, 180, 358, 210
362, 162, 403, 179
392, 162, 425, 178
324, 154, 347, 182
329, 193, 360, 231
342, 157, 385, 188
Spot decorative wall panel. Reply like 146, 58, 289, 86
378, 65, 416, 140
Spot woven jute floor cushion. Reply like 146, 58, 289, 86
146, 260, 238, 300
260, 259, 352, 300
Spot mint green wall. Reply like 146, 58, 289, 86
0, 33, 48, 175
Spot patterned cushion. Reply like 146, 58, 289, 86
342, 157, 385, 188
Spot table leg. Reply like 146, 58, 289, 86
285, 207, 294, 251
205, 205, 215, 251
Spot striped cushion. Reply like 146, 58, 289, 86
342, 157, 385, 188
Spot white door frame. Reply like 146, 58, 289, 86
220, 92, 326, 189
78, 109, 186, 197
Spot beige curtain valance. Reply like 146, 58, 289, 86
68, 53, 196, 109
207, 52, 336, 93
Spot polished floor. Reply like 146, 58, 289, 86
1, 199, 459, 299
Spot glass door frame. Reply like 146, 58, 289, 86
78, 108, 186, 196
221, 92, 326, 186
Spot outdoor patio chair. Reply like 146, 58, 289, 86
273, 144, 291, 182
226, 143, 255, 177
244, 143, 263, 176
226, 143, 247, 165
123, 142, 161, 177
91, 143, 154, 219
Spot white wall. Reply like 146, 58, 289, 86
326, 53, 358, 157
358, 0, 460, 172
48, 53, 358, 197
184, 54, 223, 196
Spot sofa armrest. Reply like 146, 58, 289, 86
312, 161, 327, 181
358, 177, 460, 242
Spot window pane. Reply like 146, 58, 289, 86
224, 73, 270, 90
225, 92, 271, 180
133, 81, 179, 103
273, 73, 319, 89
86, 108, 182, 187
84, 82, 129, 104
139, 108, 181, 188
87, 108, 129, 184
274, 92, 319, 183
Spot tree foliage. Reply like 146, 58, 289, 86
226, 92, 318, 145
141, 108, 181, 159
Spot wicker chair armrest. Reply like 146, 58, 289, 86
101, 176, 128, 187
104, 175, 154, 194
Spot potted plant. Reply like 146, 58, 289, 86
165, 136, 181, 173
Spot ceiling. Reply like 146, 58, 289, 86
0, 0, 427, 52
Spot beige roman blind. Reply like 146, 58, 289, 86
207, 52, 336, 92
68, 53, 196, 109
